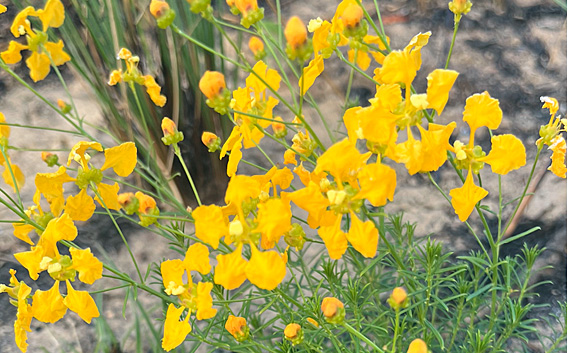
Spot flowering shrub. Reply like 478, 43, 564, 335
0, 0, 566, 352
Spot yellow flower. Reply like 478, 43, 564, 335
426, 69, 459, 115
36, 0, 65, 31
0, 4, 6, 13
346, 212, 378, 258
548, 136, 567, 178
246, 61, 281, 102
64, 189, 96, 222
143, 75, 167, 107
314, 138, 370, 186
355, 162, 396, 207
1, 41, 28, 64
31, 281, 67, 323
407, 338, 428, 353
192, 204, 227, 249
100, 142, 137, 177
285, 16, 308, 49
318, 215, 348, 260
2, 158, 26, 193
463, 91, 503, 136
478, 134, 526, 175
449, 169, 488, 222
161, 259, 186, 296
248, 36, 265, 60
289, 181, 334, 229
300, 54, 324, 95
417, 122, 457, 173
255, 198, 292, 248
214, 244, 247, 290
340, 3, 363, 28
63, 280, 100, 323
347, 48, 371, 71
284, 149, 297, 165
162, 304, 191, 351
225, 315, 249, 341
245, 245, 286, 290
195, 282, 217, 320
183, 243, 211, 275
284, 323, 304, 346
14, 279, 33, 352
69, 247, 103, 285
541, 96, 559, 116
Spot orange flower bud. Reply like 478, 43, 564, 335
248, 36, 264, 55
118, 192, 140, 215
271, 116, 287, 138
41, 151, 59, 167
161, 117, 177, 137
284, 323, 303, 345
199, 71, 226, 100
285, 16, 307, 49
150, 0, 170, 18
321, 297, 345, 324
388, 287, 408, 310
407, 338, 428, 353
225, 315, 249, 342
201, 131, 220, 152
306, 317, 319, 327
341, 3, 364, 28
235, 0, 258, 15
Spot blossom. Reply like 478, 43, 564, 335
355, 162, 396, 207
346, 212, 378, 258
548, 136, 567, 178
285, 16, 308, 49
478, 134, 526, 175
244, 245, 286, 290
388, 287, 408, 310
192, 204, 227, 249
462, 91, 502, 136
426, 69, 459, 115
225, 315, 249, 341
214, 244, 247, 290
1, 0, 70, 82
321, 297, 345, 324
449, 169, 488, 222
62, 280, 100, 323
284, 323, 304, 345
300, 54, 324, 95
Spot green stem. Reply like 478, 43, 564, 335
390, 309, 401, 353
173, 144, 202, 206
444, 18, 461, 69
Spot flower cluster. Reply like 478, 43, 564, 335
108, 48, 167, 107
1, 140, 137, 352
1, 0, 70, 82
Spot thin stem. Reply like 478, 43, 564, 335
173, 144, 202, 206
444, 18, 461, 69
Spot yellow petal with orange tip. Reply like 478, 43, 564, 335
100, 142, 137, 177
245, 244, 286, 290
63, 281, 100, 323
478, 134, 526, 175
449, 169, 488, 222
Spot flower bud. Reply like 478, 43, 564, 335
235, 0, 264, 28
341, 4, 364, 28
248, 36, 266, 61
285, 16, 307, 49
135, 191, 159, 226
161, 117, 184, 145
57, 99, 72, 114
150, 0, 176, 28
388, 287, 408, 310
199, 71, 231, 114
201, 131, 221, 152
118, 192, 140, 215
284, 323, 304, 346
284, 223, 306, 250
41, 152, 59, 167
407, 338, 428, 353
271, 116, 287, 138
448, 0, 472, 20
225, 315, 249, 342
321, 297, 345, 324
306, 317, 319, 327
